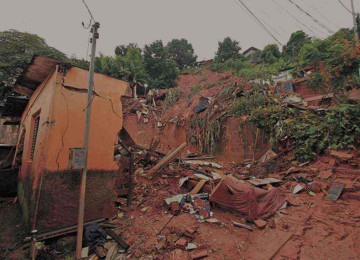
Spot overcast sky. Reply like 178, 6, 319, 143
0, 0, 357, 60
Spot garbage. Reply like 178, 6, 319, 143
292, 184, 305, 194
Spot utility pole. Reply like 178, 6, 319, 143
351, 0, 359, 43
75, 21, 100, 260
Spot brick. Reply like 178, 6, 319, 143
318, 170, 333, 180
190, 249, 208, 259
170, 201, 180, 216
175, 238, 188, 249
198, 209, 210, 219
254, 219, 267, 229
185, 227, 196, 234
328, 158, 337, 167
192, 199, 208, 210
268, 219, 276, 229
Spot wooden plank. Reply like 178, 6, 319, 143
189, 179, 207, 195
104, 229, 130, 251
146, 142, 187, 178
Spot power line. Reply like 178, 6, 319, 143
287, 0, 334, 34
80, 0, 95, 22
235, 0, 283, 46
303, 0, 340, 29
338, 0, 356, 14
271, 0, 320, 37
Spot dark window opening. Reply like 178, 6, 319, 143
30, 116, 40, 160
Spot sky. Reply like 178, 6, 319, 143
0, 0, 357, 60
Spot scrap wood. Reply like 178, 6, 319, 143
146, 142, 187, 178
232, 221, 253, 231
179, 156, 215, 161
189, 179, 207, 195
104, 229, 130, 251
23, 218, 106, 244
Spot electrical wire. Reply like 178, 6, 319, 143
287, 0, 334, 34
338, 0, 356, 15
303, 0, 340, 29
80, 0, 95, 23
55, 73, 70, 171
271, 0, 320, 37
233, 0, 339, 97
235, 0, 283, 46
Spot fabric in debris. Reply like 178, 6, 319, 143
84, 223, 107, 248
209, 175, 286, 220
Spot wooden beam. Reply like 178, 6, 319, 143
146, 142, 187, 178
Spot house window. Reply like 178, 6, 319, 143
30, 115, 40, 160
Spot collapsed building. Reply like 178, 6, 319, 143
0, 56, 129, 232
0, 55, 359, 259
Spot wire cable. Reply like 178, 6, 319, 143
80, 0, 95, 23
235, 0, 283, 46
338, 0, 356, 14
287, 0, 334, 34
271, 0, 321, 37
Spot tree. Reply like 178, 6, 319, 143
166, 39, 197, 70
0, 30, 67, 98
215, 37, 242, 62
261, 44, 281, 64
69, 55, 89, 70
143, 40, 179, 89
284, 30, 311, 58
115, 43, 141, 56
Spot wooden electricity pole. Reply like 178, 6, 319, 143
350, 0, 359, 43
75, 21, 100, 260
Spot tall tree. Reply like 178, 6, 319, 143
0, 30, 67, 98
261, 44, 281, 64
284, 30, 311, 58
166, 38, 197, 70
215, 37, 242, 62
143, 40, 179, 89
115, 43, 141, 56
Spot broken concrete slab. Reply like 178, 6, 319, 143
326, 183, 345, 201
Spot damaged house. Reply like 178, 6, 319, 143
6, 56, 129, 232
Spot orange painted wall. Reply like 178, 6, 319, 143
17, 66, 129, 229
46, 67, 128, 171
